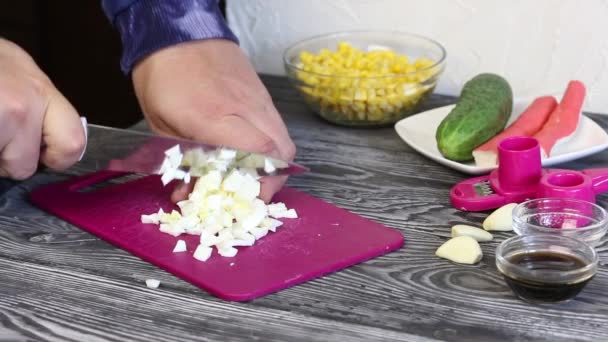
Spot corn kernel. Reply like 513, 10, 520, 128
354, 89, 367, 101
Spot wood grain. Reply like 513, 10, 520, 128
1, 75, 607, 342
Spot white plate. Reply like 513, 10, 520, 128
394, 104, 608, 175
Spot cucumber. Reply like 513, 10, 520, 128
436, 73, 513, 161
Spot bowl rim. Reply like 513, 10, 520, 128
512, 197, 608, 234
282, 30, 447, 79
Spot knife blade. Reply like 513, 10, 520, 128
75, 118, 308, 177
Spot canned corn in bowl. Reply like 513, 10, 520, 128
283, 31, 446, 127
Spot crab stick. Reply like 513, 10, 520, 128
473, 96, 557, 167
533, 80, 585, 158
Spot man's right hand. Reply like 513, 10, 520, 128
0, 38, 86, 180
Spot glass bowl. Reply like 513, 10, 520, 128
512, 198, 608, 247
283, 31, 446, 127
496, 234, 598, 304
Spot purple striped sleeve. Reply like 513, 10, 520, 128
102, 0, 239, 74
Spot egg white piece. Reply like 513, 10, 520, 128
172, 240, 187, 253
145, 279, 161, 289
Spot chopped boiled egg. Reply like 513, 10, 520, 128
240, 199, 267, 230
172, 240, 187, 253
261, 218, 283, 232
161, 168, 177, 186
141, 213, 160, 224
267, 203, 287, 216
150, 144, 299, 262
159, 223, 185, 237
270, 208, 298, 219
145, 279, 161, 289
193, 245, 213, 261
250, 227, 269, 240
218, 148, 237, 160
222, 169, 245, 192
218, 246, 238, 257
264, 158, 276, 174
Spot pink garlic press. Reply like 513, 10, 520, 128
450, 136, 608, 211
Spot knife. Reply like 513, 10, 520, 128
74, 117, 308, 177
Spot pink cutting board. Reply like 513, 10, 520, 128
29, 171, 404, 301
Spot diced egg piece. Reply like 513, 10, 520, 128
182, 148, 208, 172
145, 279, 161, 289
172, 240, 187, 253
232, 199, 254, 221
164, 144, 181, 158
160, 210, 182, 224
240, 199, 267, 230
165, 145, 183, 167
173, 169, 187, 180
267, 203, 287, 217
210, 159, 230, 172
251, 227, 269, 240
178, 216, 199, 231
234, 174, 260, 201
231, 233, 255, 247
205, 194, 223, 212
185, 224, 204, 235
264, 158, 276, 174
141, 213, 159, 224
270, 158, 288, 169
261, 217, 283, 232
199, 232, 221, 247
159, 223, 185, 237
218, 148, 237, 160
268, 202, 298, 219
280, 209, 298, 219
240, 168, 260, 180
193, 245, 213, 261
177, 200, 198, 217
158, 158, 171, 174
218, 246, 238, 257
222, 169, 245, 192
161, 168, 176, 186
237, 154, 265, 169
188, 191, 204, 202
196, 170, 222, 192
222, 212, 235, 228
217, 229, 234, 243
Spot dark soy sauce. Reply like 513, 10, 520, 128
501, 251, 593, 303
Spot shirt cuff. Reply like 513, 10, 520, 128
111, 0, 240, 74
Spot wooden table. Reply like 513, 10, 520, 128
1, 75, 607, 342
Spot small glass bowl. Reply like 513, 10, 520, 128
496, 234, 598, 304
512, 198, 608, 247
283, 30, 446, 127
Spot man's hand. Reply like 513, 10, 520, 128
0, 38, 86, 180
132, 39, 296, 202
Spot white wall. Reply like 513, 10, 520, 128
227, 0, 608, 114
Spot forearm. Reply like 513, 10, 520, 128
101, 0, 239, 74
